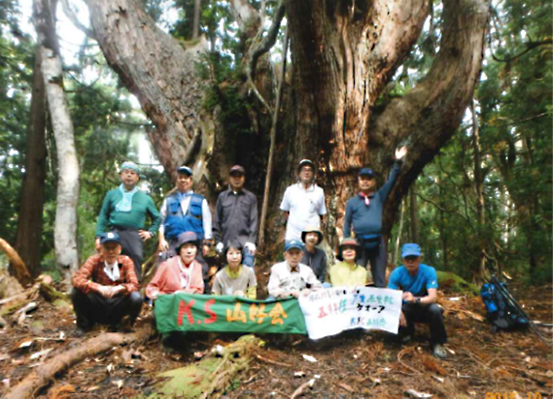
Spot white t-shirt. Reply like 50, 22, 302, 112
280, 183, 326, 241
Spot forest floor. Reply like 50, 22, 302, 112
0, 282, 550, 399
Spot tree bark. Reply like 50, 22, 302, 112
84, 0, 211, 182
83, 0, 489, 260
14, 45, 47, 278
192, 0, 201, 39
471, 101, 486, 282
409, 181, 419, 243
0, 238, 33, 287
34, 0, 80, 285
4, 329, 148, 399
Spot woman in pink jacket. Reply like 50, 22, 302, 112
146, 232, 204, 300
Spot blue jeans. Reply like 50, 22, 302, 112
243, 247, 255, 267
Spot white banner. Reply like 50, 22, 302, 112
298, 287, 403, 340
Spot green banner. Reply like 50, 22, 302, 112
154, 293, 307, 335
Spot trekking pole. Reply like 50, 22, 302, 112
490, 276, 552, 346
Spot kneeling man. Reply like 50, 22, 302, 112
268, 240, 322, 299
388, 243, 447, 358
72, 232, 142, 335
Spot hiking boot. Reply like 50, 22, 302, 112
432, 344, 447, 359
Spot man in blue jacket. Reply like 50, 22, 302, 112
343, 146, 407, 287
388, 243, 447, 359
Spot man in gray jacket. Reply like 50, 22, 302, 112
213, 165, 258, 267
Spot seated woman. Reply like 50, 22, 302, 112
146, 232, 204, 300
329, 237, 368, 287
212, 240, 257, 298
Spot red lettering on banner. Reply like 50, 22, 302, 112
177, 299, 195, 325
318, 306, 328, 318
204, 299, 217, 324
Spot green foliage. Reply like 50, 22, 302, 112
390, 0, 552, 283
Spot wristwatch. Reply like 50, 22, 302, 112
416, 297, 421, 304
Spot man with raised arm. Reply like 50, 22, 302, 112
343, 147, 407, 287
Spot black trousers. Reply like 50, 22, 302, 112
400, 303, 447, 346
359, 237, 387, 288
71, 288, 143, 328
112, 227, 143, 281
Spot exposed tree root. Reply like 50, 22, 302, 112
4, 324, 152, 399
0, 237, 33, 287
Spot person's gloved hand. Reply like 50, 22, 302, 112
216, 242, 224, 253
244, 242, 257, 256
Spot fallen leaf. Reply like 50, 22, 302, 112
15, 338, 34, 350
302, 354, 317, 363
111, 380, 124, 389
338, 382, 354, 392
294, 371, 305, 378
431, 375, 444, 383
86, 386, 99, 392
30, 348, 53, 360
106, 363, 114, 374
405, 389, 433, 398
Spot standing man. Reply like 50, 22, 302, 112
158, 165, 212, 277
72, 232, 142, 335
280, 159, 327, 241
300, 226, 327, 283
388, 243, 447, 359
343, 147, 407, 287
96, 161, 161, 282
213, 165, 258, 267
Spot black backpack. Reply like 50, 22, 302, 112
480, 278, 529, 332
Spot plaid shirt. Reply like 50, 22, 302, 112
72, 254, 139, 295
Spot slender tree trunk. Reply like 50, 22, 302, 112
393, 199, 406, 265
192, 0, 201, 40
438, 172, 448, 268
409, 181, 419, 243
471, 101, 486, 282
34, 0, 80, 286
14, 45, 47, 278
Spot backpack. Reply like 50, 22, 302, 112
480, 280, 529, 332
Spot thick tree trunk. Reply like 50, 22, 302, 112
84, 0, 211, 182
83, 0, 488, 261
14, 45, 47, 278
34, 0, 80, 285
283, 0, 488, 247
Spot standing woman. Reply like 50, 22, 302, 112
212, 240, 257, 298
146, 232, 204, 300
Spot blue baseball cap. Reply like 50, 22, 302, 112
284, 239, 304, 252
177, 165, 193, 176
100, 232, 121, 245
402, 243, 421, 258
359, 168, 375, 178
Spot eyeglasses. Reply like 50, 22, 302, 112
403, 256, 419, 262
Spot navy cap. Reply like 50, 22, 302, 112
284, 239, 304, 252
402, 243, 422, 258
177, 165, 193, 176
100, 232, 121, 245
359, 168, 375, 178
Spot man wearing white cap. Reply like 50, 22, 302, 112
280, 159, 327, 241
95, 161, 161, 281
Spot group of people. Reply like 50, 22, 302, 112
71, 150, 448, 358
